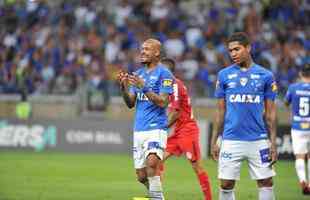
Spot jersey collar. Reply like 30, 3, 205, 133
234, 63, 256, 72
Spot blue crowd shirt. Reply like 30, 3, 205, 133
215, 63, 277, 141
285, 82, 310, 131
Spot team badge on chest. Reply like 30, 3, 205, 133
240, 77, 248, 86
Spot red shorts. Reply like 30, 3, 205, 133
166, 134, 201, 162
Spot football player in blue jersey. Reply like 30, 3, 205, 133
117, 38, 174, 200
284, 65, 310, 195
211, 32, 278, 200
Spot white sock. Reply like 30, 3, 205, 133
295, 159, 306, 182
148, 176, 164, 200
258, 187, 275, 200
219, 188, 235, 200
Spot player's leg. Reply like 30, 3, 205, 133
291, 130, 310, 194
162, 151, 172, 162
163, 135, 182, 161
219, 179, 236, 200
160, 136, 181, 181
247, 140, 276, 200
180, 136, 212, 200
144, 129, 167, 200
160, 137, 177, 179
191, 160, 212, 200
136, 168, 149, 189
256, 178, 274, 200
159, 151, 172, 182
134, 132, 149, 190
218, 140, 244, 200
295, 154, 308, 194
146, 153, 164, 199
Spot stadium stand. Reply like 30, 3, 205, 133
0, 0, 308, 99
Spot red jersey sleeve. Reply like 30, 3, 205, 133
168, 82, 180, 111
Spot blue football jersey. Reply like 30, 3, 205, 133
285, 82, 310, 131
130, 64, 174, 132
215, 63, 277, 141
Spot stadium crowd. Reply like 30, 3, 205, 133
0, 0, 308, 98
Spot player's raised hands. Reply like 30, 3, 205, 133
127, 74, 145, 89
117, 70, 128, 84
211, 143, 220, 161
117, 70, 132, 92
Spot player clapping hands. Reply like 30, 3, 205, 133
117, 70, 129, 89
117, 70, 146, 90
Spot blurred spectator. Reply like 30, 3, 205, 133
86, 59, 110, 111
197, 60, 215, 97
164, 31, 185, 59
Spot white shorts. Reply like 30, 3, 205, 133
291, 129, 310, 155
133, 129, 167, 169
218, 139, 276, 180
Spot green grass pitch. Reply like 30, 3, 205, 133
0, 151, 307, 200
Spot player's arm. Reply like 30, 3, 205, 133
211, 98, 225, 161
118, 71, 136, 109
264, 74, 278, 165
120, 84, 136, 109
167, 82, 181, 137
167, 108, 179, 138
167, 108, 180, 128
284, 86, 292, 108
144, 92, 170, 108
211, 73, 226, 161
264, 99, 277, 165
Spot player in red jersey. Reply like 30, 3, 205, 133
161, 58, 213, 200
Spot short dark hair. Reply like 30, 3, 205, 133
227, 32, 251, 46
301, 65, 310, 77
161, 57, 176, 72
